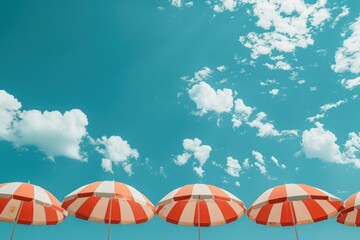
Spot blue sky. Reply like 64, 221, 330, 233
0, 0, 360, 239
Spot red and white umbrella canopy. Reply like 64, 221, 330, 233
62, 181, 155, 224
156, 184, 246, 226
337, 192, 360, 226
0, 182, 66, 225
247, 184, 343, 226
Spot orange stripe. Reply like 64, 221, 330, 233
337, 212, 346, 224
302, 199, 328, 222
207, 185, 230, 201
166, 200, 188, 224
77, 182, 102, 198
255, 204, 272, 225
75, 197, 101, 220
0, 198, 11, 213
216, 200, 238, 224
128, 201, 148, 224
174, 185, 194, 201
17, 201, 33, 225
45, 207, 59, 225
13, 183, 34, 202
115, 182, 133, 200
298, 184, 328, 200
105, 199, 121, 224
356, 210, 360, 226
268, 185, 287, 204
280, 202, 296, 226
194, 200, 211, 227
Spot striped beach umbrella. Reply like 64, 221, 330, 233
62, 180, 155, 240
247, 183, 343, 240
156, 184, 246, 240
0, 182, 67, 240
337, 192, 360, 226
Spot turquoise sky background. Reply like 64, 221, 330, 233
0, 0, 360, 239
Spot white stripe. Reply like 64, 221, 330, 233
252, 187, 274, 209
0, 199, 21, 221
88, 197, 108, 222
158, 201, 177, 220
119, 200, 135, 224
95, 181, 115, 198
63, 184, 88, 202
127, 185, 147, 205
66, 197, 88, 216
314, 187, 341, 202
33, 203, 46, 225
34, 185, 52, 206
315, 199, 338, 218
285, 184, 309, 201
293, 200, 313, 225
354, 192, 360, 209
221, 189, 243, 204
178, 200, 196, 226
344, 210, 357, 226
192, 184, 212, 199
266, 202, 282, 225
0, 182, 22, 198
207, 200, 225, 226
158, 187, 181, 206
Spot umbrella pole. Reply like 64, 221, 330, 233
10, 201, 24, 240
289, 202, 299, 240
197, 198, 200, 240
107, 198, 113, 240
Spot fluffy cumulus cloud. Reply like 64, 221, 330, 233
248, 112, 298, 138
302, 123, 360, 168
174, 138, 212, 177
231, 99, 254, 128
94, 136, 139, 176
225, 156, 242, 177
264, 61, 292, 71
332, 17, 360, 74
213, 0, 239, 12
182, 67, 213, 84
0, 90, 88, 161
302, 122, 344, 164
188, 81, 234, 115
239, 0, 331, 59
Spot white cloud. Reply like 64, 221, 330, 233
270, 156, 286, 169
254, 162, 267, 175
188, 81, 234, 115
264, 61, 292, 71
307, 113, 325, 122
330, 6, 350, 29
302, 124, 360, 168
320, 99, 347, 112
213, 0, 239, 12
231, 99, 254, 128
239, 0, 330, 58
95, 136, 139, 176
252, 150, 265, 165
302, 122, 344, 164
332, 17, 360, 74
225, 156, 242, 177
235, 181, 241, 187
183, 67, 213, 84
243, 158, 250, 169
170, 0, 182, 8
185, 1, 193, 7
310, 87, 317, 91
248, 112, 298, 138
269, 89, 279, 96
217, 65, 227, 72
101, 159, 114, 174
0, 90, 88, 161
159, 166, 167, 178
175, 138, 212, 177
193, 166, 205, 177
174, 152, 192, 166
341, 77, 360, 90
